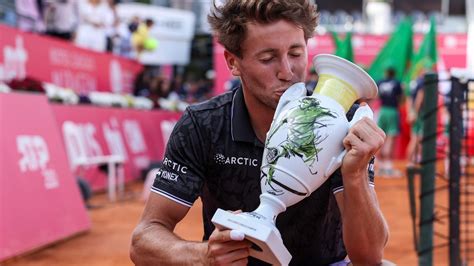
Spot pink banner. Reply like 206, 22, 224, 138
0, 93, 90, 261
0, 24, 143, 94
214, 33, 468, 95
51, 104, 181, 190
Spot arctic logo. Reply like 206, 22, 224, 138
163, 157, 188, 174
214, 153, 258, 167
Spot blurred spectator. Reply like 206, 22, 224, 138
131, 18, 155, 57
305, 67, 318, 94
112, 22, 135, 58
128, 16, 140, 34
74, 0, 111, 52
2, 6, 17, 27
104, 0, 119, 52
133, 67, 154, 97
145, 76, 161, 108
133, 67, 211, 110
15, 0, 46, 32
224, 75, 240, 91
182, 78, 210, 104
144, 76, 183, 109
170, 74, 186, 97
376, 67, 403, 177
44, 0, 78, 40
406, 73, 425, 167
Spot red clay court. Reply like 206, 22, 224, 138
3, 161, 450, 266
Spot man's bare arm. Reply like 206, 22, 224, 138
130, 193, 251, 265
335, 184, 389, 265
336, 116, 389, 265
130, 193, 207, 265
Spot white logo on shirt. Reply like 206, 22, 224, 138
163, 157, 188, 174
157, 168, 179, 182
214, 153, 258, 167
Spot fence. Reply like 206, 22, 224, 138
408, 70, 474, 266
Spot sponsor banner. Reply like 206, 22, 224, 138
0, 24, 143, 94
213, 33, 468, 95
0, 93, 90, 261
51, 104, 181, 190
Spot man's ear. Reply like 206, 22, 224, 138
224, 50, 241, 77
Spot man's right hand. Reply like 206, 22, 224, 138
205, 228, 252, 266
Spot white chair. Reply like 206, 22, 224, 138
73, 154, 125, 202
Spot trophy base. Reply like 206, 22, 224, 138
211, 208, 291, 266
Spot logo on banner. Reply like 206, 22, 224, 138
109, 60, 123, 93
123, 120, 146, 153
0, 36, 28, 81
103, 118, 128, 160
123, 119, 149, 169
62, 121, 104, 169
16, 135, 59, 190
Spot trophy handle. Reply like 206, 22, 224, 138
324, 104, 374, 177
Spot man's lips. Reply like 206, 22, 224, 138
275, 89, 287, 96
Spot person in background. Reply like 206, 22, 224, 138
130, 1, 388, 265
406, 73, 425, 167
75, 0, 110, 52
305, 66, 319, 94
44, 0, 78, 40
224, 75, 241, 91
131, 18, 155, 57
104, 0, 119, 53
376, 67, 404, 177
181, 78, 211, 104
15, 0, 46, 32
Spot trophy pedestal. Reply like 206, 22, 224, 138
212, 209, 291, 266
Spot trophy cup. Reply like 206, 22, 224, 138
212, 54, 378, 265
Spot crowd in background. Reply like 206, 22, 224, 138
0, 0, 215, 110
12, 0, 155, 59
133, 66, 212, 110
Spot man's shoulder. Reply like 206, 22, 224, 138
187, 90, 234, 115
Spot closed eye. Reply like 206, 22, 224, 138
259, 57, 274, 63
289, 52, 303, 58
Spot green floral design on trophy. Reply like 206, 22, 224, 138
264, 97, 337, 195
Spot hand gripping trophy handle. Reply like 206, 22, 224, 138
324, 104, 374, 177
212, 54, 378, 265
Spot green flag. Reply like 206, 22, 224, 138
402, 16, 438, 90
331, 31, 354, 62
368, 18, 413, 82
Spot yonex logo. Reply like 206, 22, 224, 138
214, 153, 258, 167
157, 168, 179, 182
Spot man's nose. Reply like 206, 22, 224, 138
277, 57, 293, 81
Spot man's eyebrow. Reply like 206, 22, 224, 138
289, 43, 306, 50
255, 48, 276, 56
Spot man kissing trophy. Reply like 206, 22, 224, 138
212, 54, 378, 265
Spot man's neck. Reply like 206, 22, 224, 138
242, 92, 275, 143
